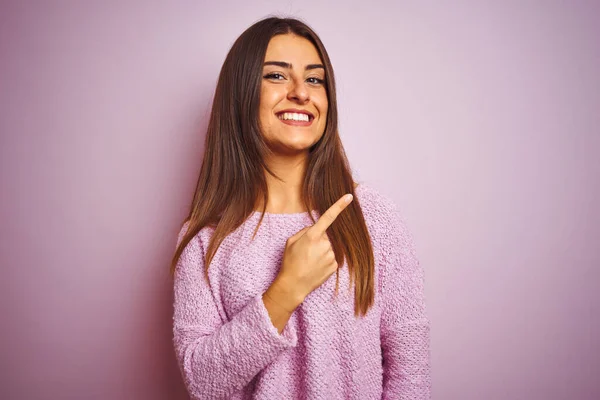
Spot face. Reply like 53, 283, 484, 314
258, 34, 328, 155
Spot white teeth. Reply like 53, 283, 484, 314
279, 112, 310, 121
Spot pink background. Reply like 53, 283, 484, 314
1, 1, 598, 399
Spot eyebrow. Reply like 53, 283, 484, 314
263, 61, 325, 71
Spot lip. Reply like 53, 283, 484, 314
275, 108, 315, 127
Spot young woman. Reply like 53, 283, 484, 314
170, 17, 431, 399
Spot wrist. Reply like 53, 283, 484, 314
264, 278, 304, 313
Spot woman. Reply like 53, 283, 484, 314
171, 16, 431, 399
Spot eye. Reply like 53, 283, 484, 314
307, 77, 325, 85
263, 73, 285, 80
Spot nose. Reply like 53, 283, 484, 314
287, 78, 309, 104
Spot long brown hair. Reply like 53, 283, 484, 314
170, 17, 375, 317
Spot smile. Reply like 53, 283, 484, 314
276, 111, 314, 127
278, 112, 310, 122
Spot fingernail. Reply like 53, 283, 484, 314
344, 194, 353, 203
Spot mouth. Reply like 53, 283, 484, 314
275, 110, 315, 127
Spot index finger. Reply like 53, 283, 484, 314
309, 194, 353, 236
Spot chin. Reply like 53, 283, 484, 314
289, 134, 320, 146
274, 140, 314, 153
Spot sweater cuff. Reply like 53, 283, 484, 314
252, 293, 298, 347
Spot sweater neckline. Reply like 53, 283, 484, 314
251, 209, 316, 220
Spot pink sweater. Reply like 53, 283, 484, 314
172, 183, 431, 399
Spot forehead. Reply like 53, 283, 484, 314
264, 34, 323, 64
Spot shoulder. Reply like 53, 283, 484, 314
175, 221, 204, 265
175, 220, 217, 259
354, 182, 414, 250
354, 182, 403, 226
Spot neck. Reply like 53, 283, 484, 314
256, 153, 308, 214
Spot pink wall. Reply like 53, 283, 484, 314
1, 1, 598, 399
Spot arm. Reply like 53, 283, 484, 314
380, 207, 431, 399
173, 224, 298, 399
262, 281, 301, 334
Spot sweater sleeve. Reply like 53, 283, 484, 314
172, 224, 298, 399
380, 205, 431, 399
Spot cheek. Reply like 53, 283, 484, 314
314, 91, 328, 114
259, 92, 277, 125
260, 86, 284, 108
258, 110, 275, 138
316, 97, 329, 126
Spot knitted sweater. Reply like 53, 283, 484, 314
172, 183, 431, 399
